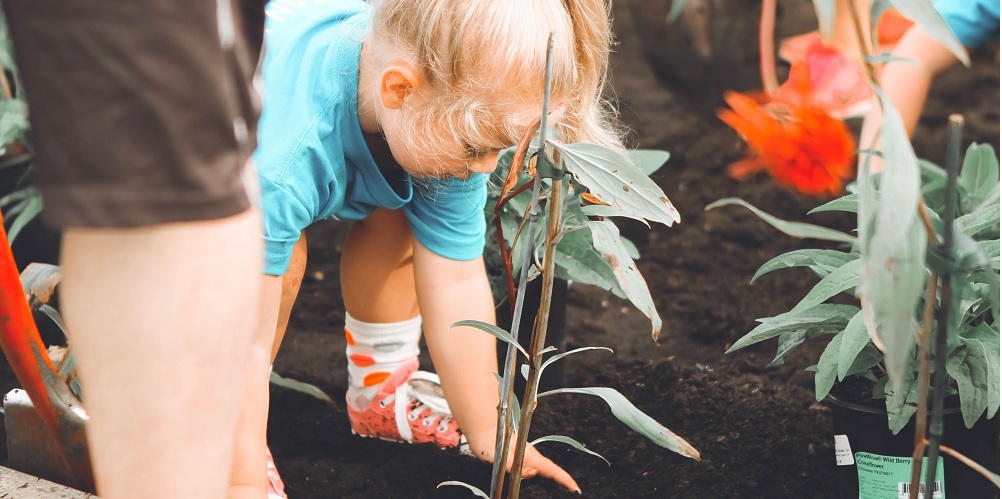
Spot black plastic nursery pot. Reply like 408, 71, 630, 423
495, 277, 568, 398
826, 393, 1000, 499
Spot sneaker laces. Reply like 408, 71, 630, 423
380, 371, 454, 442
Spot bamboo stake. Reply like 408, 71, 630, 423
924, 114, 964, 499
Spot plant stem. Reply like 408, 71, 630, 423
844, 0, 878, 83
925, 114, 964, 499
909, 273, 938, 499
508, 175, 563, 499
758, 0, 778, 96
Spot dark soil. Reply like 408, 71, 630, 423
1, 1, 999, 498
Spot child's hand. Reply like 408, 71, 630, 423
465, 430, 581, 494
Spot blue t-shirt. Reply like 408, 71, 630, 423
255, 0, 488, 275
936, 0, 1001, 47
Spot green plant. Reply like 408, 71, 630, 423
0, 7, 42, 243
444, 36, 697, 499
710, 141, 999, 430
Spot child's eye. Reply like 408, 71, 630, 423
464, 142, 487, 158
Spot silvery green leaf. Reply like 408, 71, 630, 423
947, 338, 991, 428
38, 304, 66, 333
888, 0, 969, 65
808, 193, 858, 215
0, 99, 29, 145
884, 368, 918, 434
580, 204, 652, 226
706, 198, 857, 244
554, 227, 623, 296
837, 311, 869, 380
586, 220, 661, 340
6, 193, 42, 243
530, 435, 610, 466
751, 249, 856, 283
437, 481, 490, 499
550, 141, 680, 227
977, 240, 1000, 271
627, 149, 670, 177
728, 304, 859, 352
791, 260, 861, 312
453, 320, 528, 359
859, 87, 924, 400
269, 371, 333, 404
956, 204, 1001, 238
958, 143, 999, 209
843, 345, 884, 379
538, 386, 700, 460
963, 323, 1000, 418
815, 331, 843, 401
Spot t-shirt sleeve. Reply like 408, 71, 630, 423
936, 0, 1001, 48
403, 173, 489, 261
260, 178, 314, 275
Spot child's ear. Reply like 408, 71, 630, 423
378, 62, 420, 110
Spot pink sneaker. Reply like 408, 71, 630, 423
347, 362, 470, 452
266, 447, 288, 499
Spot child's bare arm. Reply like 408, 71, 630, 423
859, 25, 964, 172
412, 241, 579, 492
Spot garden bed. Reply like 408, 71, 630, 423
1, 0, 998, 497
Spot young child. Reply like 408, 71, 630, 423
231, 0, 624, 497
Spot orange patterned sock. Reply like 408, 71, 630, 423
344, 313, 422, 410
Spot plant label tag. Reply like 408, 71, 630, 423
833, 434, 853, 465
855, 452, 945, 499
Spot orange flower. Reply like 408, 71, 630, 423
718, 89, 856, 197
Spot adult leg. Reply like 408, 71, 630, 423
59, 208, 262, 499
228, 233, 306, 499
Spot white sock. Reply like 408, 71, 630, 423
344, 313, 421, 410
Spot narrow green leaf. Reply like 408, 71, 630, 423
38, 304, 66, 333
812, 0, 836, 41
540, 347, 613, 375
977, 240, 1000, 271
728, 304, 859, 352
751, 249, 856, 283
666, 0, 691, 23
453, 320, 528, 359
768, 329, 830, 367
550, 141, 680, 227
538, 386, 700, 460
947, 339, 991, 428
706, 198, 856, 244
808, 193, 858, 215
837, 312, 869, 380
888, 0, 969, 65
437, 481, 490, 499
815, 331, 843, 401
6, 194, 42, 243
586, 220, 663, 341
530, 435, 610, 466
269, 372, 333, 404
791, 260, 861, 312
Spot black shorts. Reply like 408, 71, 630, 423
2, 0, 266, 227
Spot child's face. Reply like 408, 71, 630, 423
382, 94, 543, 180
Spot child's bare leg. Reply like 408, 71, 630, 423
828, 0, 873, 59
229, 233, 307, 499
58, 208, 262, 499
341, 208, 419, 322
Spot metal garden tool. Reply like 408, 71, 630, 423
0, 210, 93, 492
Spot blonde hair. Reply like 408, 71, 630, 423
367, 0, 624, 160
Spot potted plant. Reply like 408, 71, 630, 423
708, 137, 1000, 498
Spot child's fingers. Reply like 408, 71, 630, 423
523, 448, 580, 493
